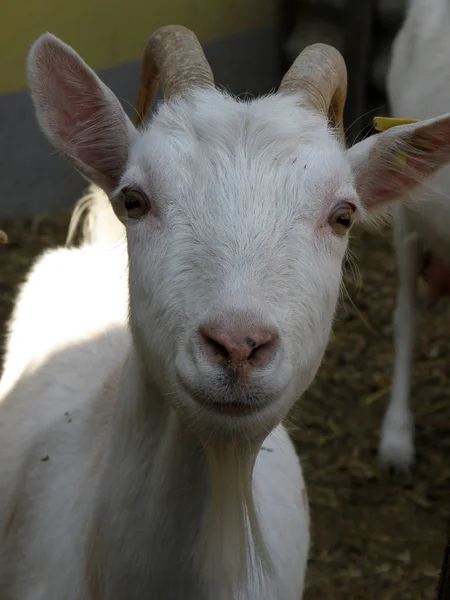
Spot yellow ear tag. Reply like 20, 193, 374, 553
373, 116, 426, 167
373, 116, 420, 132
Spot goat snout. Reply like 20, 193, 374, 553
199, 321, 279, 375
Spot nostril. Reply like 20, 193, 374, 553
199, 330, 230, 361
247, 333, 279, 367
245, 337, 257, 355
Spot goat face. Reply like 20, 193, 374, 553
123, 91, 358, 438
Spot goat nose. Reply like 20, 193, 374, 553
199, 322, 279, 373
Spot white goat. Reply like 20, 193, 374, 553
2, 24, 450, 600
379, 0, 450, 472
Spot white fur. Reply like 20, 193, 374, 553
380, 0, 450, 471
0, 239, 309, 600
2, 31, 450, 599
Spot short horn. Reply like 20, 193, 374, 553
134, 25, 214, 127
279, 43, 347, 139
0, 229, 8, 243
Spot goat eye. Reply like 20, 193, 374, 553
329, 202, 355, 235
121, 187, 151, 219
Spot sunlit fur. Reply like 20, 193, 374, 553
380, 0, 450, 472
3, 30, 450, 599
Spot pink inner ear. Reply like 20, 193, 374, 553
32, 39, 102, 140
363, 130, 450, 208
30, 36, 130, 191
52, 69, 102, 142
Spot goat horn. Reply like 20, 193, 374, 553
0, 230, 8, 243
279, 43, 347, 140
134, 25, 214, 127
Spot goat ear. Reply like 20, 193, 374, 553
27, 33, 135, 193
348, 115, 450, 212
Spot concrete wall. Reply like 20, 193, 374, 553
0, 1, 279, 218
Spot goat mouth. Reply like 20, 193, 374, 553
204, 401, 260, 416
176, 374, 273, 417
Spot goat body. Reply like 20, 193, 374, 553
380, 0, 450, 471
0, 226, 308, 599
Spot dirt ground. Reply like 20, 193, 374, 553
0, 209, 449, 599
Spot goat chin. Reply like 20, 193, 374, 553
199, 441, 275, 598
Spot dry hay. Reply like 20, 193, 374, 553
0, 210, 449, 599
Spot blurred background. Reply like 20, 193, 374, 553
2, 1, 450, 599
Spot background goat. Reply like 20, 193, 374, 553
379, 0, 450, 473
2, 23, 450, 599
